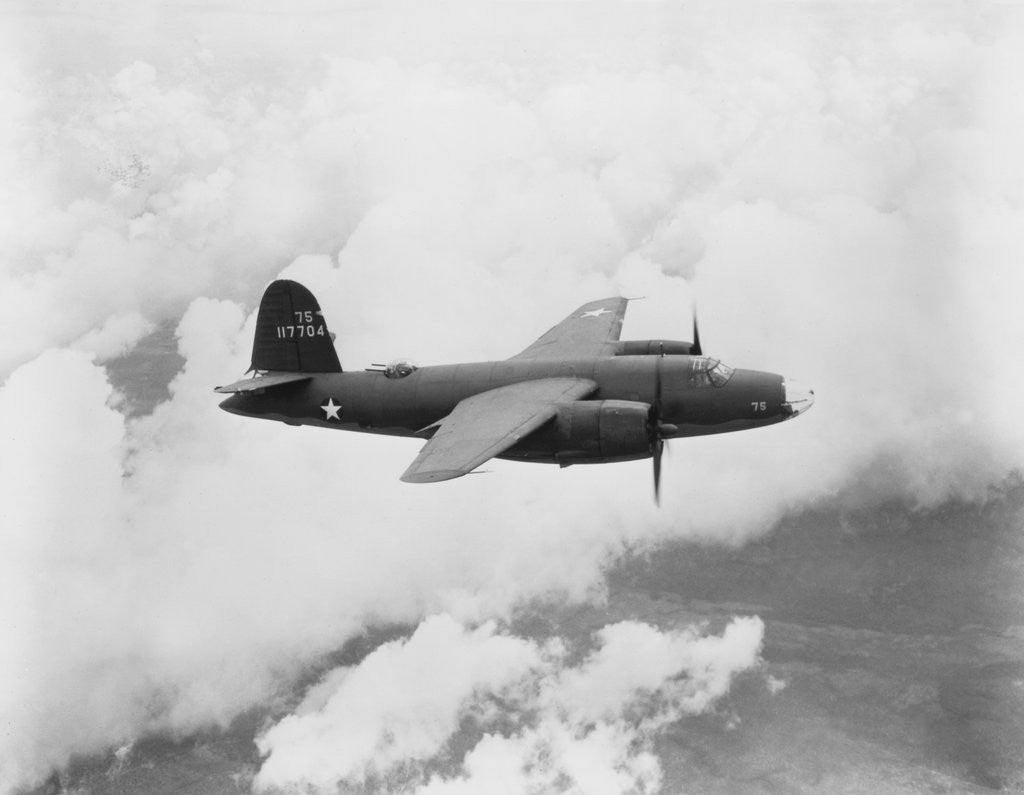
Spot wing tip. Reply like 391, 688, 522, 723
400, 469, 467, 484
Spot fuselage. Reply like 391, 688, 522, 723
219, 355, 796, 464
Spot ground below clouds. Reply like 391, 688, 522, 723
608, 489, 1024, 793
31, 482, 1024, 794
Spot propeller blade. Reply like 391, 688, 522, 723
654, 354, 663, 415
653, 437, 663, 504
691, 308, 702, 356
652, 357, 665, 504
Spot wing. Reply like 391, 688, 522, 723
400, 377, 598, 483
510, 297, 629, 360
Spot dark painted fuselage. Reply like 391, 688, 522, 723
219, 356, 787, 464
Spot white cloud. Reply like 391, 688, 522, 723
255, 615, 544, 790
255, 614, 763, 793
552, 617, 764, 724
71, 311, 154, 361
2, 2, 1023, 791
0, 349, 131, 787
0, 298, 658, 790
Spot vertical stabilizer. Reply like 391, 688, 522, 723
251, 280, 342, 373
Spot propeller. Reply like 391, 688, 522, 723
650, 353, 677, 505
647, 300, 700, 503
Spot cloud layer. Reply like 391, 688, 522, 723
254, 613, 764, 793
2, 2, 1022, 791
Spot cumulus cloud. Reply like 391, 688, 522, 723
0, 297, 664, 791
2, 1, 1022, 791
71, 311, 154, 362
255, 614, 763, 793
0, 349, 131, 786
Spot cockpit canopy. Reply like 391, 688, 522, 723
384, 359, 418, 379
690, 357, 734, 388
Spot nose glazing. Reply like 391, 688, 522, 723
782, 380, 815, 418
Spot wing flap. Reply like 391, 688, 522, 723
510, 297, 629, 360
400, 377, 598, 483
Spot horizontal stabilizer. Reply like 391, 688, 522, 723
214, 373, 311, 394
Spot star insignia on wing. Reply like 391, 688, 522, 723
321, 398, 342, 420
580, 307, 611, 318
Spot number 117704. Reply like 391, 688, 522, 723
276, 311, 326, 339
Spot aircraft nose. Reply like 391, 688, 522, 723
782, 380, 815, 418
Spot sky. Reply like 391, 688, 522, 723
1, 1, 1023, 793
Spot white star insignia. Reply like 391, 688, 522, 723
580, 307, 612, 318
321, 398, 342, 420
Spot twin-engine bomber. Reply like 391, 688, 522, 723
217, 280, 814, 500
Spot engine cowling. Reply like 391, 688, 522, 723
554, 400, 654, 463
614, 339, 697, 356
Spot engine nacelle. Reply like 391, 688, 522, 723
614, 339, 697, 356
554, 400, 654, 463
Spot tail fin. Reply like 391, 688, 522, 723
251, 280, 342, 373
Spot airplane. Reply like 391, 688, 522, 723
216, 280, 814, 500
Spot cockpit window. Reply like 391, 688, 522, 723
709, 360, 734, 387
690, 357, 734, 388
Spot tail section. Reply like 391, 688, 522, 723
251, 280, 342, 373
